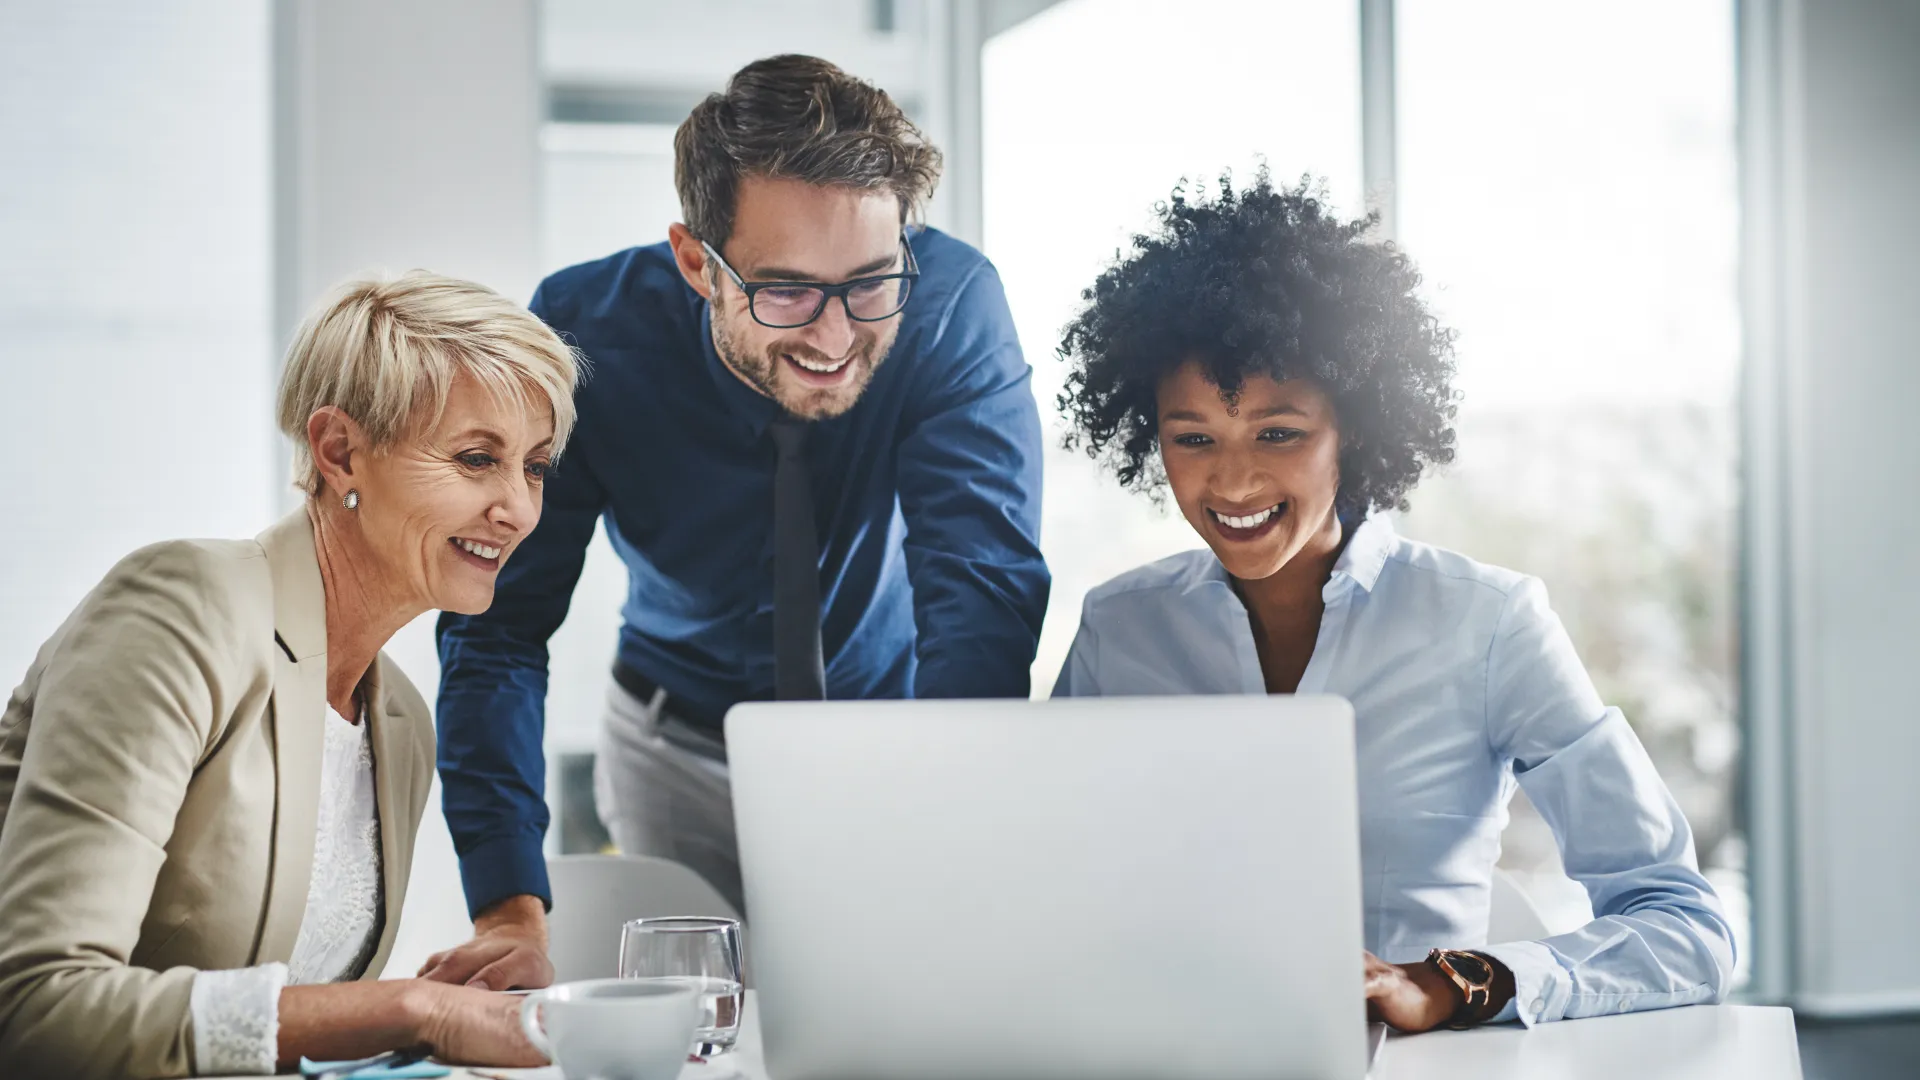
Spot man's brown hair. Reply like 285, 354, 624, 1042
674, 54, 943, 248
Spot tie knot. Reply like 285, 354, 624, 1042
769, 418, 809, 458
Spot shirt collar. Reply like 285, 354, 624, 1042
1330, 513, 1395, 594
697, 298, 782, 440
1189, 512, 1397, 599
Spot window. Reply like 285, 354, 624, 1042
1393, 0, 1745, 976
984, 0, 1363, 693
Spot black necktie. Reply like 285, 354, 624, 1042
769, 419, 825, 700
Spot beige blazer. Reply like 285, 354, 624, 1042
0, 509, 435, 1080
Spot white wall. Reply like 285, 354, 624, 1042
543, 0, 929, 93
278, 0, 542, 347
1744, 0, 1920, 1014
0, 2, 274, 687
538, 0, 989, 242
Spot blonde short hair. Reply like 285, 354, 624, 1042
276, 270, 582, 495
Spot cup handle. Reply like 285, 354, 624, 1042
518, 995, 554, 1062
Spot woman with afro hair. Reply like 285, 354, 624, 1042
1053, 171, 1733, 1034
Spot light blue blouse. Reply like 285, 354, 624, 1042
1053, 515, 1734, 1025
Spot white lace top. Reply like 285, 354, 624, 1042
188, 703, 385, 1074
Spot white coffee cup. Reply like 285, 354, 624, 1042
519, 977, 701, 1080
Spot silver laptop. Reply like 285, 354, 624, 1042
727, 695, 1380, 1080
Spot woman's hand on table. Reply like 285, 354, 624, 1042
408, 982, 547, 1068
419, 894, 554, 991
278, 976, 545, 1070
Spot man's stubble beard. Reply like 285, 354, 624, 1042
709, 298, 898, 421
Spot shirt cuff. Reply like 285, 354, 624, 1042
458, 831, 553, 919
189, 962, 289, 1075
1480, 939, 1572, 1027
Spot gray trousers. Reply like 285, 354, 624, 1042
592, 678, 745, 915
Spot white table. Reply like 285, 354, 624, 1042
1373, 1002, 1801, 1079
250, 993, 1802, 1080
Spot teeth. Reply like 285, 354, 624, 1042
790, 354, 849, 374
1213, 504, 1281, 530
455, 538, 501, 560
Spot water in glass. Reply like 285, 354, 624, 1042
619, 916, 745, 1057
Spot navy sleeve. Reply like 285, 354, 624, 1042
434, 282, 608, 918
896, 262, 1050, 698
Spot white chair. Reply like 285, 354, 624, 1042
1488, 867, 1554, 943
546, 854, 742, 982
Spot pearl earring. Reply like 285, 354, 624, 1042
343, 489, 360, 511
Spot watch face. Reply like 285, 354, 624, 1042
1449, 951, 1493, 986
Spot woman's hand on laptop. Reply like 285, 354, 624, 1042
419, 894, 555, 991
1362, 951, 1462, 1033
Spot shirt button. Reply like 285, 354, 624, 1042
1533, 997, 1546, 1015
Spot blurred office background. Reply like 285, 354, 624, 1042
1, 1, 1914, 1072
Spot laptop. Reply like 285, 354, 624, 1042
727, 695, 1382, 1080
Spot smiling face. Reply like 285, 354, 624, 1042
1156, 359, 1345, 582
344, 372, 556, 615
681, 175, 908, 420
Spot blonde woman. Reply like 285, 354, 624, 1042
0, 271, 580, 1078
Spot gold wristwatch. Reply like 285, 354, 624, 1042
1426, 948, 1497, 1029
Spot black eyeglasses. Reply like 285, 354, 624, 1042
701, 234, 920, 329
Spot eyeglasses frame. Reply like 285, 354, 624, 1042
699, 232, 921, 329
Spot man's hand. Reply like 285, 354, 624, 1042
418, 894, 554, 991
1362, 951, 1462, 1034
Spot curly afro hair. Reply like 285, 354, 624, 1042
1057, 170, 1459, 517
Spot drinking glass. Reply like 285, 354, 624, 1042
618, 916, 745, 1057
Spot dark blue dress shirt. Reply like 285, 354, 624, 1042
435, 227, 1050, 916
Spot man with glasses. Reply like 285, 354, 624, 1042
422, 54, 1049, 989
